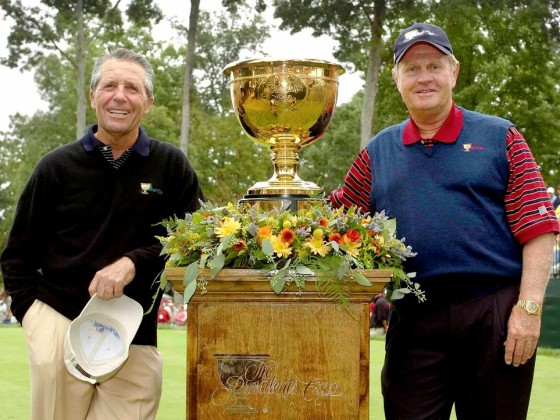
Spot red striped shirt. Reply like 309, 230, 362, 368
329, 118, 559, 244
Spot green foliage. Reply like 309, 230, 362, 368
2, 0, 560, 288
157, 200, 423, 306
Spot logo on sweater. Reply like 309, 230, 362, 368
463, 143, 485, 152
139, 183, 163, 196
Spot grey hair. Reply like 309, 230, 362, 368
90, 48, 155, 98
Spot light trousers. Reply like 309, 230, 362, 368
22, 299, 163, 420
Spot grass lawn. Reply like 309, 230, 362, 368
1, 325, 559, 419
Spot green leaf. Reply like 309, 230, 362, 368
261, 238, 274, 256
295, 265, 314, 275
391, 288, 411, 300
210, 253, 225, 278
217, 235, 231, 254
385, 218, 397, 237
337, 264, 349, 279
270, 275, 287, 294
354, 272, 371, 286
183, 278, 198, 303
183, 261, 199, 288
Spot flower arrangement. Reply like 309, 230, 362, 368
157, 200, 425, 305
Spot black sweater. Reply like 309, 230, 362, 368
1, 126, 203, 346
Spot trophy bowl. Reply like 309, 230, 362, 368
223, 58, 345, 206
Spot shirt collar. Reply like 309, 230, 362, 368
402, 103, 464, 145
81, 125, 150, 156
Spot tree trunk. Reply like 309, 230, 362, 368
180, 0, 201, 156
75, 0, 87, 139
360, 0, 386, 150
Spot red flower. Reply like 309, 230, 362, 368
344, 229, 361, 243
233, 241, 246, 251
318, 217, 329, 227
280, 228, 296, 244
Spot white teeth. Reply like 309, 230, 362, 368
109, 109, 128, 115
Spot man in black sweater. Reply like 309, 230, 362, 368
1, 48, 204, 419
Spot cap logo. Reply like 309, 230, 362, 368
92, 320, 121, 340
404, 28, 437, 43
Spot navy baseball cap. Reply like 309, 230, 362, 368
394, 23, 453, 63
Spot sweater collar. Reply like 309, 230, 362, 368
81, 125, 150, 156
402, 103, 463, 145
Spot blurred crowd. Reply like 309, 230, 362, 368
0, 291, 18, 324
157, 293, 187, 326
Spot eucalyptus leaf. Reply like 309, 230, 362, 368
183, 278, 198, 303
385, 218, 397, 237
295, 265, 314, 275
183, 261, 199, 288
391, 289, 405, 300
337, 264, 349, 279
217, 235, 231, 254
262, 238, 274, 256
354, 272, 372, 286
271, 275, 287, 294
391, 287, 411, 300
211, 253, 225, 278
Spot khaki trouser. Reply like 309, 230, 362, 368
22, 300, 162, 420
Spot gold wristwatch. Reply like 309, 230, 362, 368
516, 300, 542, 315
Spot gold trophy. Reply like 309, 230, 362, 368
223, 58, 345, 210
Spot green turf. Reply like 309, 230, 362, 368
1, 325, 558, 419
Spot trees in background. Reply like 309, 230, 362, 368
0, 0, 163, 139
0, 0, 559, 288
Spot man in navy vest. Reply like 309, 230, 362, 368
329, 23, 558, 419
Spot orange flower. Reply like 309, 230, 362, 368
319, 217, 329, 227
328, 233, 343, 244
280, 228, 295, 244
257, 225, 272, 245
257, 225, 272, 238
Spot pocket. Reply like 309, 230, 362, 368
21, 299, 40, 339
494, 285, 519, 338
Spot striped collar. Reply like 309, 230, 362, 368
81, 124, 150, 156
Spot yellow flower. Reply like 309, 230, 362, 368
304, 237, 332, 257
270, 235, 292, 258
345, 241, 361, 257
214, 217, 241, 239
312, 228, 324, 239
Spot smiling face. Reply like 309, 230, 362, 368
89, 59, 154, 146
392, 43, 459, 123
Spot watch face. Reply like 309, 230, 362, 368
526, 301, 538, 313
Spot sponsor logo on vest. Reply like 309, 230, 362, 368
463, 143, 485, 152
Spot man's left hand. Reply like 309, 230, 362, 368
503, 305, 541, 367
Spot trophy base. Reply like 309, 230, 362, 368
239, 194, 323, 212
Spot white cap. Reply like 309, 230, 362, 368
547, 187, 555, 194
64, 294, 143, 384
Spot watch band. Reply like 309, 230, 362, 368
516, 299, 542, 315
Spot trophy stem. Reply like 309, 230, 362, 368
270, 135, 302, 183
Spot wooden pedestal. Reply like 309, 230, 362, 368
165, 268, 391, 419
